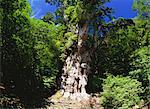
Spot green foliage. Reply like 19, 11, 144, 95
64, 32, 77, 48
96, 16, 149, 76
133, 0, 150, 18
129, 0, 150, 101
42, 12, 54, 24
29, 19, 67, 88
129, 45, 150, 101
2, 0, 149, 107
2, 0, 31, 82
2, 0, 66, 98
96, 18, 136, 76
2, 0, 44, 102
64, 1, 83, 25
43, 76, 56, 88
101, 75, 143, 109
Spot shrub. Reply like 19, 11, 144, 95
129, 46, 150, 101
101, 75, 143, 109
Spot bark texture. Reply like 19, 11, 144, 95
60, 23, 93, 101
61, 52, 91, 101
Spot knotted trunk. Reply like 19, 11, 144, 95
60, 22, 94, 101
60, 51, 91, 101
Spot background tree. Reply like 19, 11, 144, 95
99, 0, 150, 107
1, 0, 66, 105
2, 0, 35, 99
129, 0, 150, 102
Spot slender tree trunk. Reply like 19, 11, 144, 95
60, 23, 93, 101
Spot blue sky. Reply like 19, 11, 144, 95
28, 0, 137, 19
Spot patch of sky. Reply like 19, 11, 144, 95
105, 0, 137, 21
28, 0, 137, 20
28, 0, 57, 19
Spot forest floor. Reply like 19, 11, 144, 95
46, 92, 102, 109
0, 91, 102, 109
46, 98, 101, 109
1, 91, 150, 109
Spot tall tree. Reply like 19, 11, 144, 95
47, 0, 112, 100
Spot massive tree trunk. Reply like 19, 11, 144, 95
60, 22, 95, 101
61, 52, 91, 101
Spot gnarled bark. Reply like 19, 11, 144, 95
60, 20, 97, 101
60, 51, 92, 101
